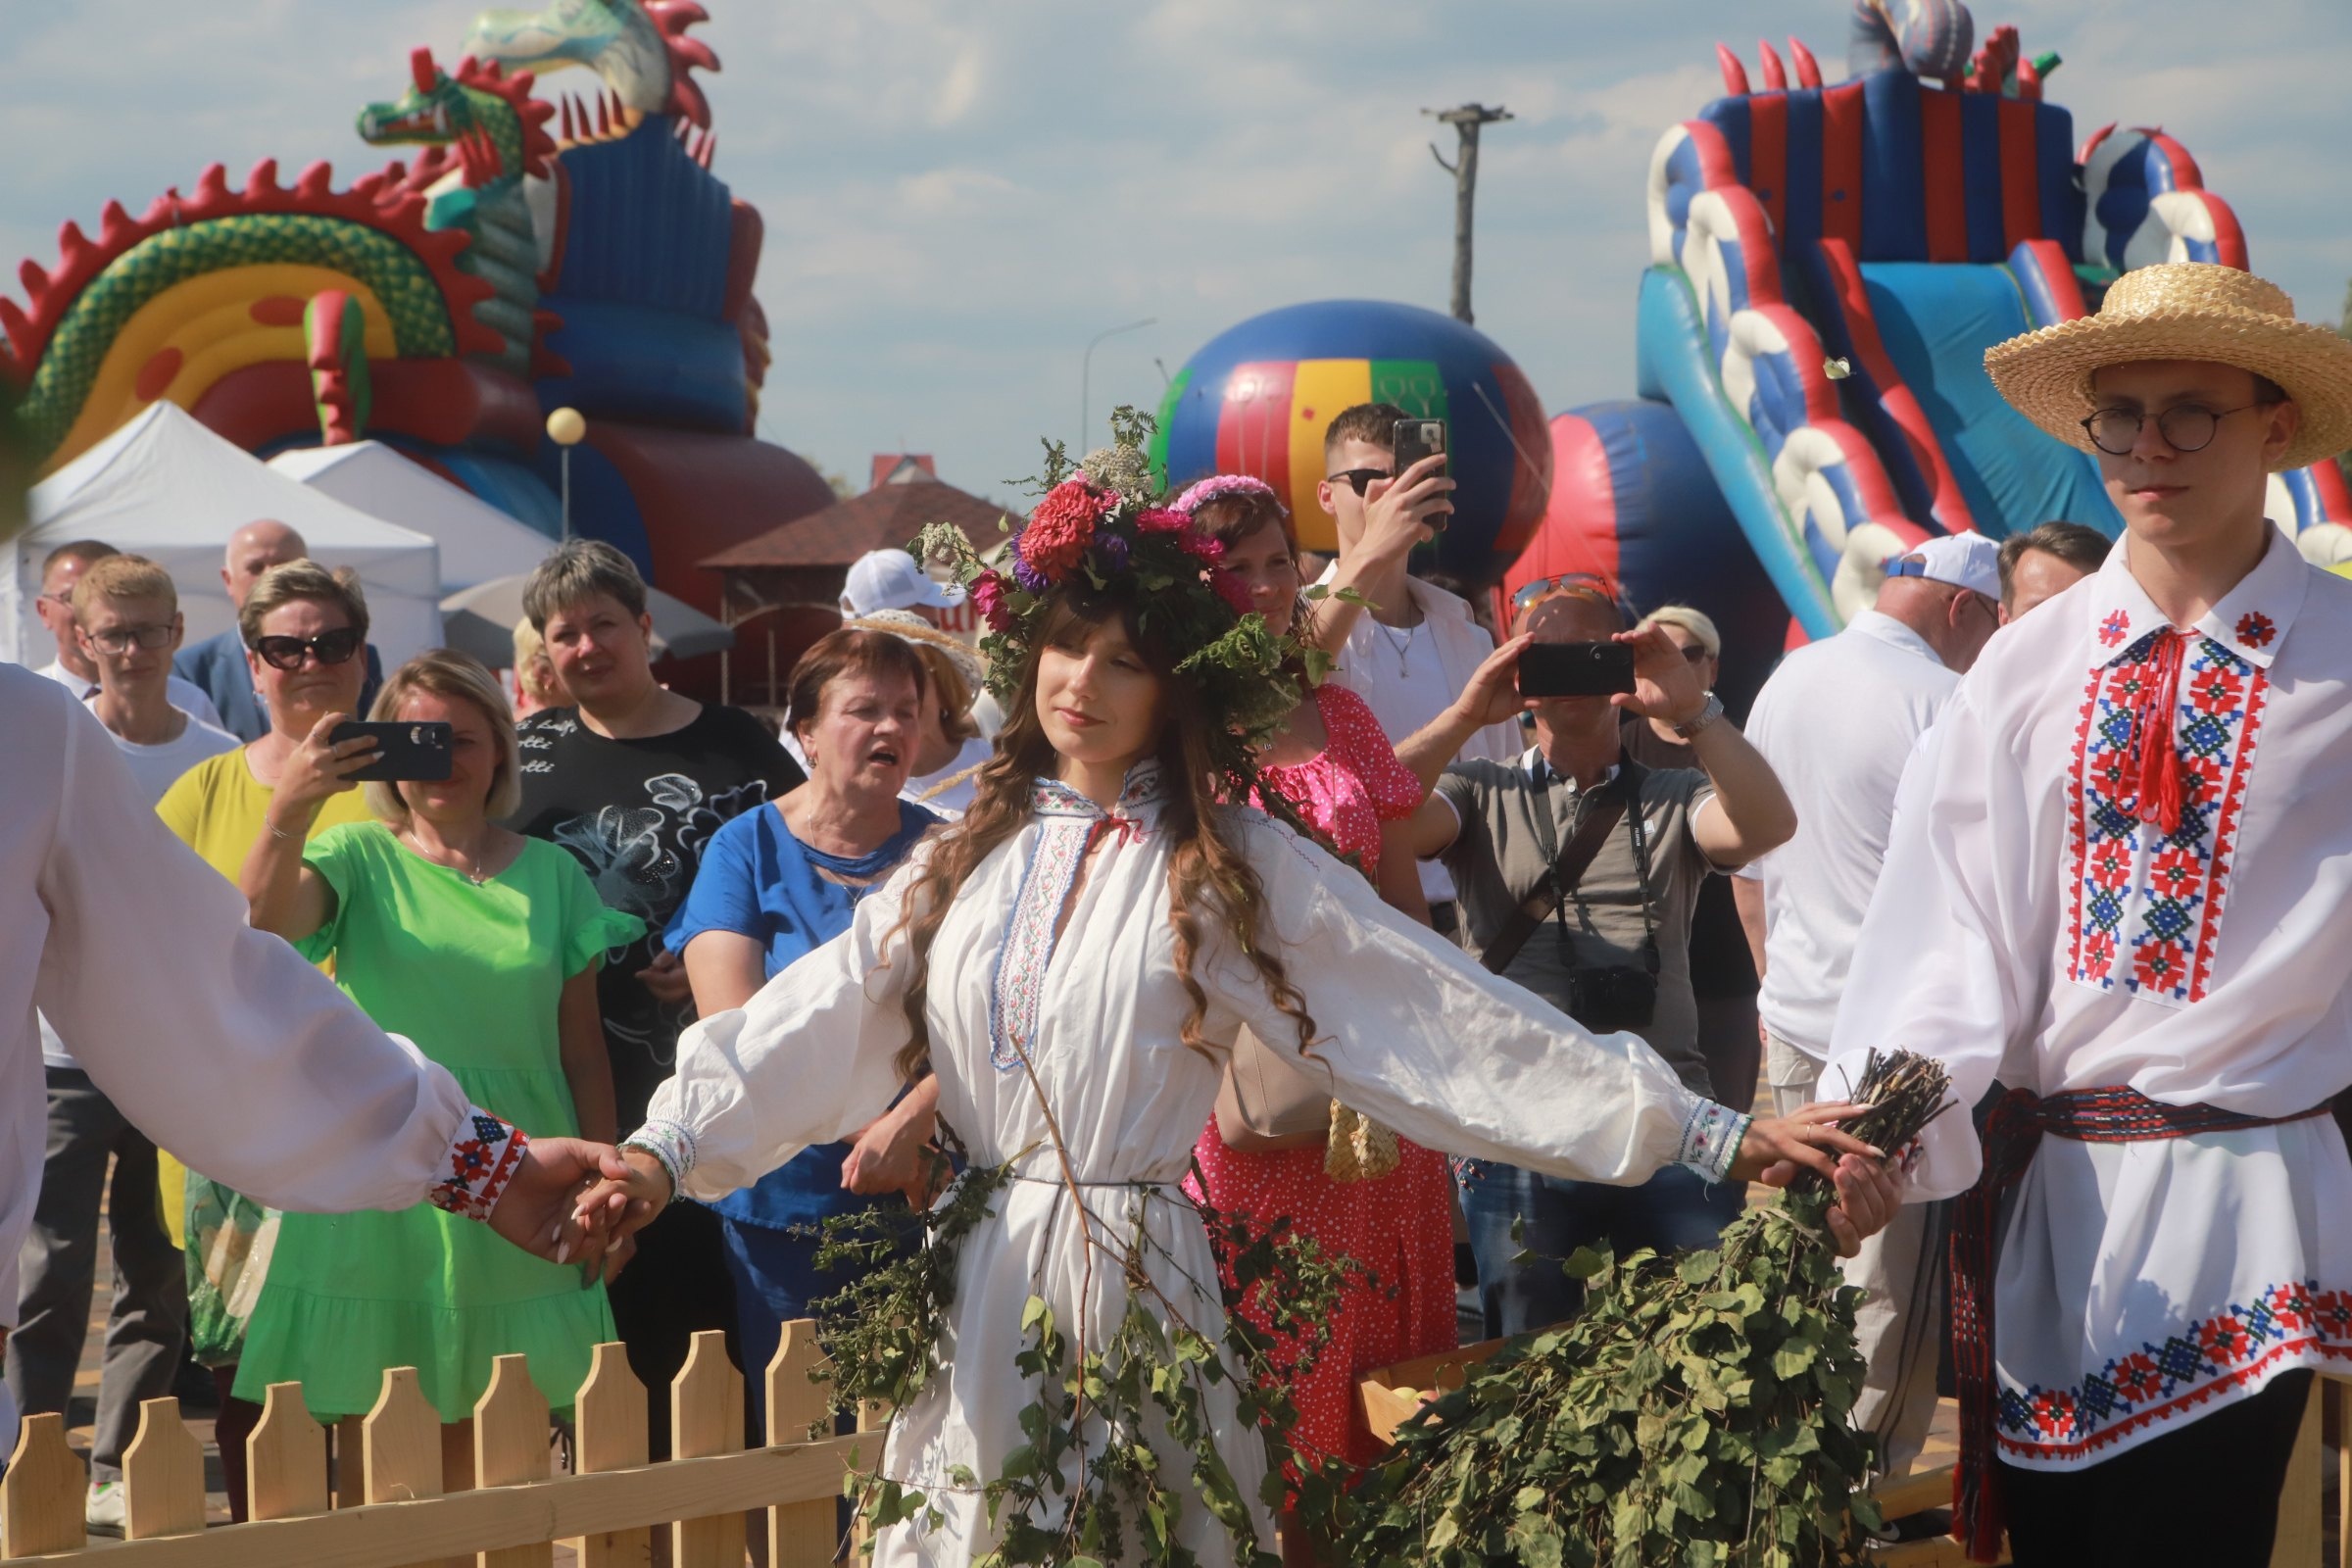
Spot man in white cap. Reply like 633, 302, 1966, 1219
1729, 526, 2001, 1490
1828, 263, 2352, 1566
838, 548, 966, 623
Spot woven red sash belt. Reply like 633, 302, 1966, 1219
1948, 1085, 2330, 1560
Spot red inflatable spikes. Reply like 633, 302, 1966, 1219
0, 154, 503, 377
644, 0, 719, 129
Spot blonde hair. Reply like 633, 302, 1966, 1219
71, 554, 176, 616
1640, 603, 1721, 660
239, 560, 369, 647
364, 650, 521, 822
511, 616, 564, 709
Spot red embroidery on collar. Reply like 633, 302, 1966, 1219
2234, 611, 2276, 650
2098, 610, 2132, 648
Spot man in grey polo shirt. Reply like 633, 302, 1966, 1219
1399, 581, 1797, 1336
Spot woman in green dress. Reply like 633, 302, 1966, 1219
236, 649, 639, 1446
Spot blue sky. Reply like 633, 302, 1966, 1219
2, 1, 2345, 500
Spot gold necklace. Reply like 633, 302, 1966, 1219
405, 825, 493, 885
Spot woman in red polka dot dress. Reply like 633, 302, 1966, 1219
1173, 477, 1458, 1535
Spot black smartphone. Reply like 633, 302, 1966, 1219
1517, 641, 1637, 698
330, 720, 454, 782
1392, 416, 1447, 478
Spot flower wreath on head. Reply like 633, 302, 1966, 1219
909, 409, 1311, 787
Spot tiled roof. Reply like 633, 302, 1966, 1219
697, 477, 1013, 569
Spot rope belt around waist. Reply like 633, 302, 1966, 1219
1950, 1085, 2330, 1561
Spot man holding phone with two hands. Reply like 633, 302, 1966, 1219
1391, 579, 1799, 1337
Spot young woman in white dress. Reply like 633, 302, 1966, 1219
578, 468, 1897, 1567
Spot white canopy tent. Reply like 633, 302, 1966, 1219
269, 442, 555, 594
4, 404, 443, 670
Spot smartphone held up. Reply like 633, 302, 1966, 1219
1391, 417, 1448, 529
329, 720, 454, 782
1516, 641, 1637, 699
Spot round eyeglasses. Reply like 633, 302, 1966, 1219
2081, 402, 2270, 457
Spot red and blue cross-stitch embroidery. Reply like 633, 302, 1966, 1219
2065, 629, 2268, 1005
987, 764, 1164, 1071
1995, 1280, 2352, 1462
428, 1110, 528, 1221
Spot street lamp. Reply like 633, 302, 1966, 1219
1080, 318, 1155, 450
546, 407, 586, 538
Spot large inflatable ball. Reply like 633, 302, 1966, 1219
1151, 300, 1551, 583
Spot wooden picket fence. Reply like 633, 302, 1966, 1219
0, 1321, 868, 1565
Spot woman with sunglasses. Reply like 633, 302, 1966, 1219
151, 558, 382, 1517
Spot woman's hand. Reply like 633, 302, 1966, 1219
269, 711, 378, 828
1728, 1102, 1882, 1186
843, 1080, 945, 1208
571, 1146, 673, 1248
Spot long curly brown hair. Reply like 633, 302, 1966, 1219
885, 581, 1318, 1085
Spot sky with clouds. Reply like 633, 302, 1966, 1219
1, 0, 2345, 502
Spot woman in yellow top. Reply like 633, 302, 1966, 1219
152, 559, 377, 1520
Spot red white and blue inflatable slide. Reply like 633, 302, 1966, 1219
1517, 0, 2352, 655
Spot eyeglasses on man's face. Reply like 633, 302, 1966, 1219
2081, 401, 2271, 457
1324, 467, 1394, 498
84, 620, 177, 655
251, 627, 363, 670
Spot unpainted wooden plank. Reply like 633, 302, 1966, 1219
849, 1399, 889, 1561
122, 1397, 207, 1541
247, 1383, 328, 1523
564, 1342, 648, 1568
668, 1331, 745, 1568
0, 1439, 856, 1568
765, 1320, 837, 1568
366, 1367, 454, 1568
473, 1356, 553, 1568
2268, 1372, 2323, 1568
1, 1413, 86, 1558
2336, 1378, 2350, 1568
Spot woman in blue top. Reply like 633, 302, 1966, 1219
667, 626, 944, 1414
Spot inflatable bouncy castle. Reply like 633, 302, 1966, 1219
0, 1, 831, 671
1527, 0, 2352, 650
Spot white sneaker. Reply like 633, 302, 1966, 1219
85, 1481, 124, 1538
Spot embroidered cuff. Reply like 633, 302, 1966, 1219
620, 1118, 698, 1203
1675, 1099, 1750, 1186
428, 1109, 529, 1222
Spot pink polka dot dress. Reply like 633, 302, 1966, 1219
1186, 682, 1458, 1471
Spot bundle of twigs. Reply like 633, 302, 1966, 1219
1346, 1050, 1952, 1568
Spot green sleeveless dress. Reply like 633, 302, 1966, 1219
232, 823, 641, 1421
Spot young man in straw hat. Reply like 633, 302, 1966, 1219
1822, 262, 2352, 1566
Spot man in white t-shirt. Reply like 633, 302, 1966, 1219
1306, 402, 1517, 930
1732, 529, 1999, 1489
29, 538, 222, 730
10, 554, 235, 1533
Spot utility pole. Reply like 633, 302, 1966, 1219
1425, 102, 1513, 324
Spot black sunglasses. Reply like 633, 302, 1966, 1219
252, 627, 363, 670
1325, 466, 1394, 497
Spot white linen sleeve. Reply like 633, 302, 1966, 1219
1211, 816, 1747, 1184
32, 696, 493, 1216
629, 855, 922, 1202
1823, 686, 2048, 1199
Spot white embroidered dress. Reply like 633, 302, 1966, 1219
1827, 530, 2352, 1471
638, 765, 1748, 1565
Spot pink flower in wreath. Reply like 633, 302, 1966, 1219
1135, 507, 1192, 533
1209, 567, 1255, 616
969, 571, 1014, 633
1176, 530, 1226, 564
1019, 481, 1111, 582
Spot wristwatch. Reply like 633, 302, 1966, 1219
1673, 692, 1725, 740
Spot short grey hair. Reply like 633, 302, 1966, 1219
1639, 603, 1722, 660
522, 539, 647, 631
239, 561, 369, 648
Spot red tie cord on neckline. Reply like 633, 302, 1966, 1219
2130, 629, 2187, 839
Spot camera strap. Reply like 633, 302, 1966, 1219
1479, 754, 1641, 976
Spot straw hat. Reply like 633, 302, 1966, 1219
1984, 263, 2352, 471
845, 608, 986, 699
